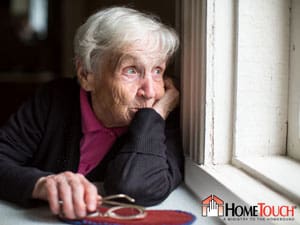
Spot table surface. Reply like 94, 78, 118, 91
0, 184, 224, 225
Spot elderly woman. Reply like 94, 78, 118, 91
0, 6, 183, 219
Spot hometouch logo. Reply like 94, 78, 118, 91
202, 194, 224, 217
201, 194, 296, 222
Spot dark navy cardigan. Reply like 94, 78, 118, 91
0, 78, 183, 207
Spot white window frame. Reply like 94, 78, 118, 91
181, 0, 300, 224
288, 0, 300, 161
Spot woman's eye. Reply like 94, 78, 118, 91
123, 67, 137, 75
154, 68, 162, 74
121, 67, 139, 81
152, 67, 164, 79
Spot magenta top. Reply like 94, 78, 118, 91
77, 89, 127, 175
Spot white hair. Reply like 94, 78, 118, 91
74, 6, 179, 73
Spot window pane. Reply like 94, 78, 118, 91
234, 0, 289, 157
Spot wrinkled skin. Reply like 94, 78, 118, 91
32, 42, 179, 219
84, 43, 179, 127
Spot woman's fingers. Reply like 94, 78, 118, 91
32, 171, 100, 219
153, 77, 179, 119
45, 176, 60, 215
68, 175, 87, 218
56, 173, 75, 219
80, 175, 98, 212
164, 77, 175, 89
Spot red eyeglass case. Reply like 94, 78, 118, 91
60, 207, 196, 225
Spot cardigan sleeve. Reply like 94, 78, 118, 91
0, 85, 52, 206
103, 108, 184, 206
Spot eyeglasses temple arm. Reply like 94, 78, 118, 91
102, 194, 135, 203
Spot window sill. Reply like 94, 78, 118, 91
232, 155, 300, 204
185, 158, 300, 224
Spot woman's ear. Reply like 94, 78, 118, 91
76, 60, 95, 91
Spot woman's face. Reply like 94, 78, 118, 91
89, 43, 167, 127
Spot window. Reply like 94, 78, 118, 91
0, 0, 61, 75
181, 0, 300, 222
288, 0, 300, 161
231, 0, 300, 205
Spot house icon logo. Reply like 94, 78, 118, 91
202, 194, 224, 217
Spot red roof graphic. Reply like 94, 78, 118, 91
202, 195, 224, 205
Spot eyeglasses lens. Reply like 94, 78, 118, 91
112, 207, 141, 217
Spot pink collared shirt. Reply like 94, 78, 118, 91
78, 89, 127, 175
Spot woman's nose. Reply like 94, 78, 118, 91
137, 77, 155, 99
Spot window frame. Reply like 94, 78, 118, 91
288, 0, 300, 161
181, 0, 300, 223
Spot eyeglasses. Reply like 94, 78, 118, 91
87, 194, 147, 220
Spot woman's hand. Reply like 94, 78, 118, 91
32, 171, 100, 219
152, 78, 179, 120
